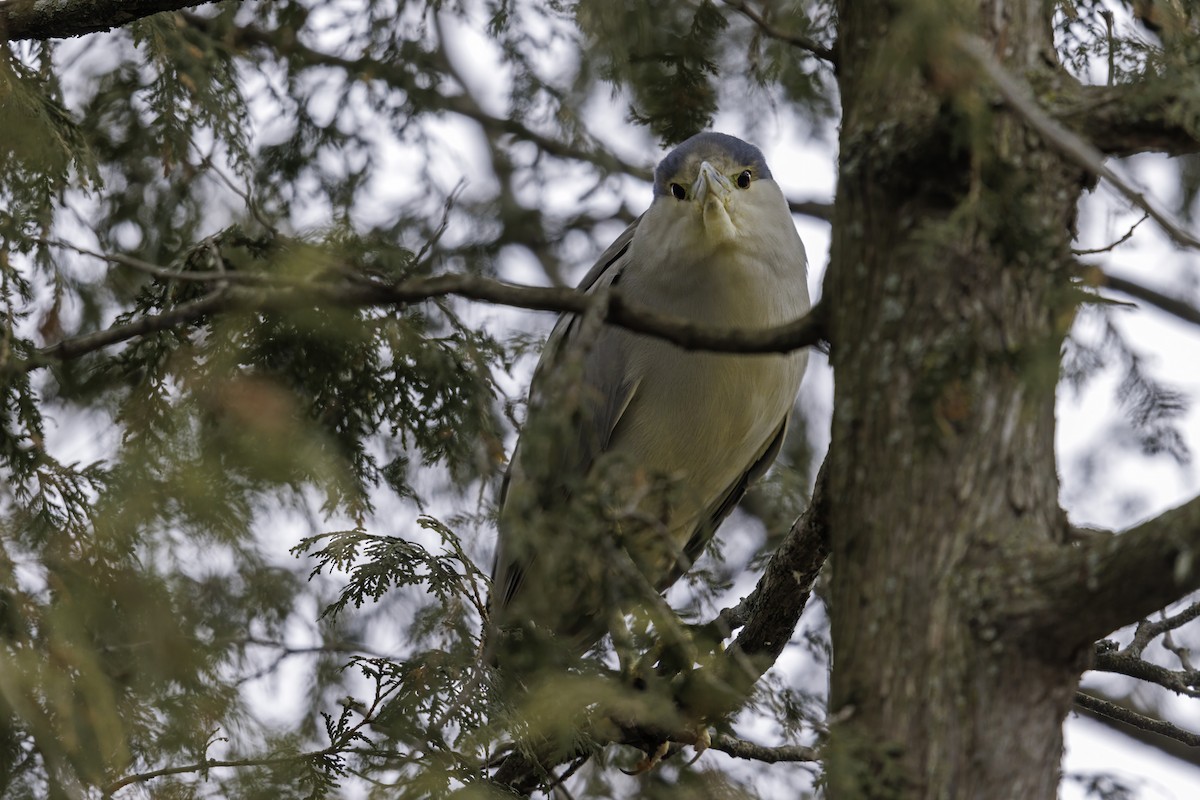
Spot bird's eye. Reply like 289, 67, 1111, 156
736, 170, 752, 189
670, 183, 686, 200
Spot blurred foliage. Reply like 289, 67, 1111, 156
0, 0, 1196, 796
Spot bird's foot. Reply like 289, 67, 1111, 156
683, 726, 710, 766
620, 725, 710, 774
622, 740, 671, 775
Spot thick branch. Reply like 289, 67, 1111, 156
956, 33, 1200, 251
0, 0, 216, 41
1054, 83, 1200, 159
25, 274, 825, 371
1012, 495, 1200, 654
722, 458, 831, 682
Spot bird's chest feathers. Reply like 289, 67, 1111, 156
617, 343, 799, 506
623, 226, 806, 328
610, 234, 807, 480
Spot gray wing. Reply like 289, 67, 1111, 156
492, 218, 643, 610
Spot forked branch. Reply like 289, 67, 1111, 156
0, 0, 215, 40
1014, 495, 1200, 656
956, 33, 1200, 251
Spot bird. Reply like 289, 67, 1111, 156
488, 131, 810, 678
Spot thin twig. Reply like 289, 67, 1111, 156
103, 671, 396, 796
1072, 213, 1149, 255
36, 238, 286, 285
196, 151, 278, 234
1090, 269, 1200, 329
1074, 691, 1200, 747
1163, 622, 1196, 671
414, 181, 465, 267
719, 0, 836, 64
1129, 602, 1200, 656
956, 32, 1200, 251
1093, 647, 1200, 699
103, 751, 329, 796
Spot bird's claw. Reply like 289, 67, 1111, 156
622, 740, 671, 775
621, 726, 710, 774
684, 726, 710, 766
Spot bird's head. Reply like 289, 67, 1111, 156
647, 131, 783, 248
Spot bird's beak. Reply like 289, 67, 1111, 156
692, 161, 737, 242
692, 161, 734, 207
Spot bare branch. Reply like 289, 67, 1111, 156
1075, 691, 1200, 747
956, 33, 1200, 251
789, 198, 834, 222
1129, 601, 1200, 656
182, 12, 652, 182
1075, 687, 1200, 771
1054, 83, 1200, 159
492, 713, 820, 793
488, 462, 831, 794
721, 459, 830, 687
35, 288, 231, 366
1009, 494, 1200, 655
181, 9, 832, 225
1072, 213, 1149, 255
36, 238, 286, 285
709, 733, 818, 763
719, 0, 836, 64
103, 658, 400, 795
1088, 268, 1200, 329
24, 274, 825, 371
0, 0, 218, 41
1092, 647, 1200, 699
103, 750, 329, 795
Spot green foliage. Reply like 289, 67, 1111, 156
0, 45, 99, 234
132, 13, 253, 180
1064, 309, 1192, 464
576, 0, 728, 145
574, 0, 836, 146
0, 7, 520, 790
295, 518, 487, 631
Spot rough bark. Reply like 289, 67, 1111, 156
0, 0, 218, 41
825, 3, 1089, 797
1054, 83, 1200, 158
1012, 495, 1200, 655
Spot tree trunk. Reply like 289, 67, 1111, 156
825, 3, 1090, 797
